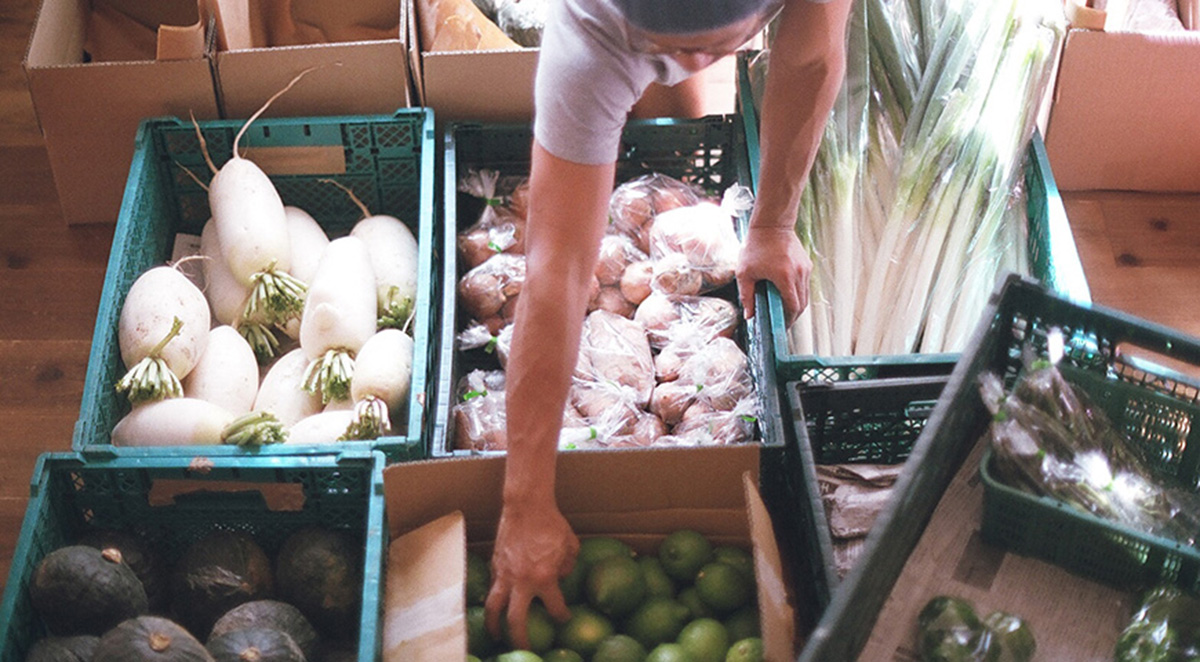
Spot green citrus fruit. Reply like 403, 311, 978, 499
468, 656, 482, 662
647, 643, 697, 662
658, 531, 713, 583
694, 563, 752, 615
579, 537, 636, 567
723, 607, 760, 643
469, 605, 501, 657
503, 603, 556, 654
556, 605, 614, 657
587, 556, 646, 618
497, 652, 543, 662
711, 547, 754, 582
625, 597, 692, 649
560, 561, 587, 605
592, 634, 648, 662
677, 587, 714, 620
677, 618, 730, 662
467, 552, 492, 606
724, 637, 764, 662
639, 557, 676, 599
542, 649, 586, 662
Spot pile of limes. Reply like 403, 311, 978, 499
466, 530, 763, 662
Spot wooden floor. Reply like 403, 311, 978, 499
1, 1, 1198, 595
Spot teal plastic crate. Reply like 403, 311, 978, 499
785, 374, 948, 611
799, 274, 1200, 662
74, 110, 436, 462
0, 451, 386, 662
734, 51, 1092, 385
432, 116, 789, 467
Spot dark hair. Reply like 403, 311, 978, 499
613, 0, 779, 34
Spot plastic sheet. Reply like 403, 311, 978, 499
457, 253, 526, 333
608, 173, 707, 254
648, 186, 751, 296
634, 292, 739, 351
1115, 586, 1200, 661
457, 169, 529, 269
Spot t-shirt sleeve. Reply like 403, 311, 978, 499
533, 0, 652, 165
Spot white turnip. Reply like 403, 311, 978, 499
346, 328, 415, 439
287, 410, 357, 445
300, 236, 378, 404
182, 325, 258, 415
116, 265, 211, 404
200, 218, 280, 363
111, 398, 285, 447
254, 348, 322, 427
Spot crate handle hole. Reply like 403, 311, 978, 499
1115, 342, 1200, 390
149, 480, 306, 512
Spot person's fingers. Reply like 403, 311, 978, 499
540, 583, 573, 624
736, 270, 757, 320
506, 588, 534, 650
484, 580, 510, 639
778, 274, 802, 327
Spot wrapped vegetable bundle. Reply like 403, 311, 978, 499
1114, 586, 1200, 661
458, 253, 527, 334
457, 169, 529, 269
648, 187, 751, 297
608, 173, 707, 254
916, 596, 1035, 662
979, 361, 1200, 547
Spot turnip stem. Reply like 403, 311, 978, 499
378, 285, 415, 331
115, 317, 186, 404
343, 395, 391, 440
238, 322, 281, 365
302, 348, 356, 405
241, 261, 308, 326
220, 410, 287, 446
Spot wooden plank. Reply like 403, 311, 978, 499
0, 340, 92, 413
0, 411, 75, 500
0, 268, 106, 341
1099, 193, 1200, 268
0, 220, 113, 271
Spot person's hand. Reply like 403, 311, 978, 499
485, 499, 579, 648
736, 225, 812, 325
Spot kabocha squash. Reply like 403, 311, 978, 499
93, 616, 214, 662
30, 545, 148, 635
274, 527, 361, 634
171, 531, 274, 638
209, 601, 320, 662
24, 635, 100, 662
206, 628, 306, 662
78, 528, 168, 612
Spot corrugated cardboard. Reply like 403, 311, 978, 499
383, 445, 796, 661
1044, 28, 1200, 192
214, 0, 413, 119
23, 0, 220, 225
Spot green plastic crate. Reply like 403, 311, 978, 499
734, 51, 1092, 385
73, 110, 437, 462
0, 450, 386, 662
785, 374, 948, 611
798, 274, 1200, 662
432, 116, 790, 469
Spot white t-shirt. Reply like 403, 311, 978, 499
533, 0, 695, 165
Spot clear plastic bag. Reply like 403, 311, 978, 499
457, 253, 526, 332
457, 169, 529, 269
634, 291, 739, 351
648, 186, 751, 296
574, 310, 655, 408
608, 173, 708, 254
452, 369, 508, 451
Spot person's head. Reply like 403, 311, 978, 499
614, 0, 783, 70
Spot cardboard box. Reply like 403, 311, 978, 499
23, 0, 220, 225
214, 0, 414, 119
381, 445, 797, 661
1044, 27, 1200, 192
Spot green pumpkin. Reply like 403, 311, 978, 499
30, 545, 148, 635
206, 628, 305, 662
209, 601, 320, 662
93, 616, 214, 662
24, 635, 99, 662
78, 528, 168, 612
274, 527, 361, 635
171, 531, 274, 638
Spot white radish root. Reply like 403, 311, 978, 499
346, 328, 415, 439
201, 218, 280, 363
111, 399, 285, 447
254, 348, 323, 427
182, 325, 259, 415
287, 410, 358, 445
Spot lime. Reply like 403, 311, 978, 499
592, 634, 648, 662
468, 656, 482, 662
587, 555, 646, 618
542, 649, 586, 662
677, 587, 714, 620
503, 603, 557, 654
677, 618, 730, 662
640, 557, 676, 599
497, 652, 543, 662
469, 605, 501, 657
724, 638, 763, 662
694, 563, 752, 615
647, 643, 697, 662
723, 607, 760, 643
658, 530, 713, 583
560, 561, 586, 605
625, 597, 692, 649
556, 605, 614, 657
711, 547, 754, 582
579, 537, 636, 567
468, 552, 492, 606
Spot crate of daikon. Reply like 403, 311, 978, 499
73, 107, 436, 462
431, 115, 791, 461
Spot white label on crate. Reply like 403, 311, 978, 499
172, 233, 204, 289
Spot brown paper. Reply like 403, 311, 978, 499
84, 0, 205, 62
417, 0, 518, 52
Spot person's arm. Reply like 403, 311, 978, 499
484, 141, 616, 648
736, 0, 853, 324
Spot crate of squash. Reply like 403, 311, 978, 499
0, 451, 385, 662
432, 116, 790, 461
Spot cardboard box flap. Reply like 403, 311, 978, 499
744, 472, 795, 662
383, 511, 467, 662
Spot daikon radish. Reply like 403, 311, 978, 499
300, 236, 378, 404
200, 218, 280, 363
182, 325, 259, 415
345, 328, 415, 439
327, 180, 420, 330
254, 348, 322, 427
287, 410, 357, 445
111, 398, 285, 447
284, 205, 329, 284
116, 265, 211, 404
